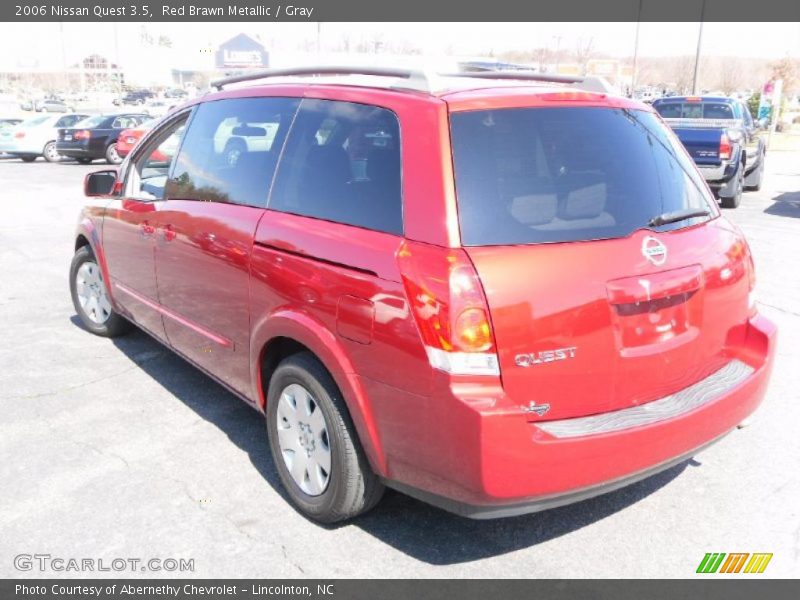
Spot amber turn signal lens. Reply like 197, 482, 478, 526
454, 307, 493, 352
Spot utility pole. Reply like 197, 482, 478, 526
691, 0, 706, 94
630, 0, 642, 96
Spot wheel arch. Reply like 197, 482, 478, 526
74, 215, 118, 308
251, 310, 388, 475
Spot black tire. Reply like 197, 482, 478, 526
76, 157, 93, 165
42, 141, 61, 163
745, 152, 765, 191
20, 155, 36, 162
720, 165, 744, 209
69, 245, 132, 337
105, 143, 122, 165
266, 352, 384, 523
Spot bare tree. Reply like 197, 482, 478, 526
716, 59, 742, 95
575, 36, 595, 75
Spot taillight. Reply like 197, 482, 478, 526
397, 240, 499, 376
14, 131, 25, 139
719, 133, 732, 160
74, 130, 91, 140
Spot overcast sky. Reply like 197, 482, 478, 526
0, 22, 797, 70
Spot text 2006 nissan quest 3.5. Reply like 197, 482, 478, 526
69, 67, 776, 522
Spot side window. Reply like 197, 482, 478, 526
270, 99, 403, 235
166, 97, 300, 208
126, 115, 189, 201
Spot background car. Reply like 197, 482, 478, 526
35, 98, 71, 113
653, 95, 766, 207
121, 90, 155, 105
116, 119, 155, 158
0, 113, 89, 162
57, 113, 148, 164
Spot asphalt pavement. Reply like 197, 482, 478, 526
0, 151, 798, 578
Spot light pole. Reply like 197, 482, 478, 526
630, 0, 642, 96
691, 0, 706, 94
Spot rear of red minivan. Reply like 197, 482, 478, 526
394, 95, 776, 517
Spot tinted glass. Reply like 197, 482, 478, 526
654, 102, 736, 119
450, 107, 714, 246
270, 99, 402, 235
75, 115, 108, 128
128, 115, 189, 201
166, 97, 300, 208
55, 115, 85, 127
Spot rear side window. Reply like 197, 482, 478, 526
270, 99, 402, 235
56, 115, 85, 127
450, 107, 714, 246
166, 97, 300, 208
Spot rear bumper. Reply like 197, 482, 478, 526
56, 144, 101, 159
381, 314, 776, 518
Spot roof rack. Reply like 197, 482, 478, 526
210, 66, 430, 92
209, 66, 599, 95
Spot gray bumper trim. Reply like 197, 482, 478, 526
538, 359, 753, 439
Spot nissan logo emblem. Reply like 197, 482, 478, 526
642, 236, 667, 266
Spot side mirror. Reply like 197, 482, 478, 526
84, 169, 119, 197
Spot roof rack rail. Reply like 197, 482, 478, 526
210, 66, 430, 92
439, 71, 584, 85
208, 66, 613, 95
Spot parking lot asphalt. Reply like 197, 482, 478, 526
0, 153, 798, 578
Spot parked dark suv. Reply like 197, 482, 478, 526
70, 67, 775, 522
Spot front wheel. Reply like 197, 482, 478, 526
745, 151, 765, 191
266, 353, 384, 523
69, 246, 132, 337
105, 143, 122, 165
19, 155, 37, 163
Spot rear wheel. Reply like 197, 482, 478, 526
265, 352, 384, 523
69, 245, 132, 337
720, 165, 744, 209
43, 141, 61, 163
745, 151, 765, 191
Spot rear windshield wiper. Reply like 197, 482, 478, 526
648, 208, 711, 227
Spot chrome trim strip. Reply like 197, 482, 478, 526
538, 359, 754, 439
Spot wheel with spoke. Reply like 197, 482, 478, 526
266, 352, 384, 522
69, 245, 132, 337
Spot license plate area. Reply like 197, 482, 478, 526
607, 265, 704, 356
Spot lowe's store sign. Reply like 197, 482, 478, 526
215, 34, 269, 69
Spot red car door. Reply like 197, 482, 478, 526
155, 97, 300, 397
102, 111, 192, 341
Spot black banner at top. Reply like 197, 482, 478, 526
2, 0, 800, 22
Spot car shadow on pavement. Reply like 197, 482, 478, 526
103, 326, 691, 566
765, 192, 800, 218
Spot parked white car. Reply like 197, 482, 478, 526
0, 113, 89, 162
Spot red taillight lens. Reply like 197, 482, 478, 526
14, 131, 25, 139
719, 133, 732, 160
397, 241, 499, 376
74, 130, 91, 140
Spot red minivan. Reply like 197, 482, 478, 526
70, 67, 776, 522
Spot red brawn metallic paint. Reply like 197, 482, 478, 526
75, 80, 777, 517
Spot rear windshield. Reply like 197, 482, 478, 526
74, 115, 107, 128
654, 102, 735, 120
450, 107, 714, 246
